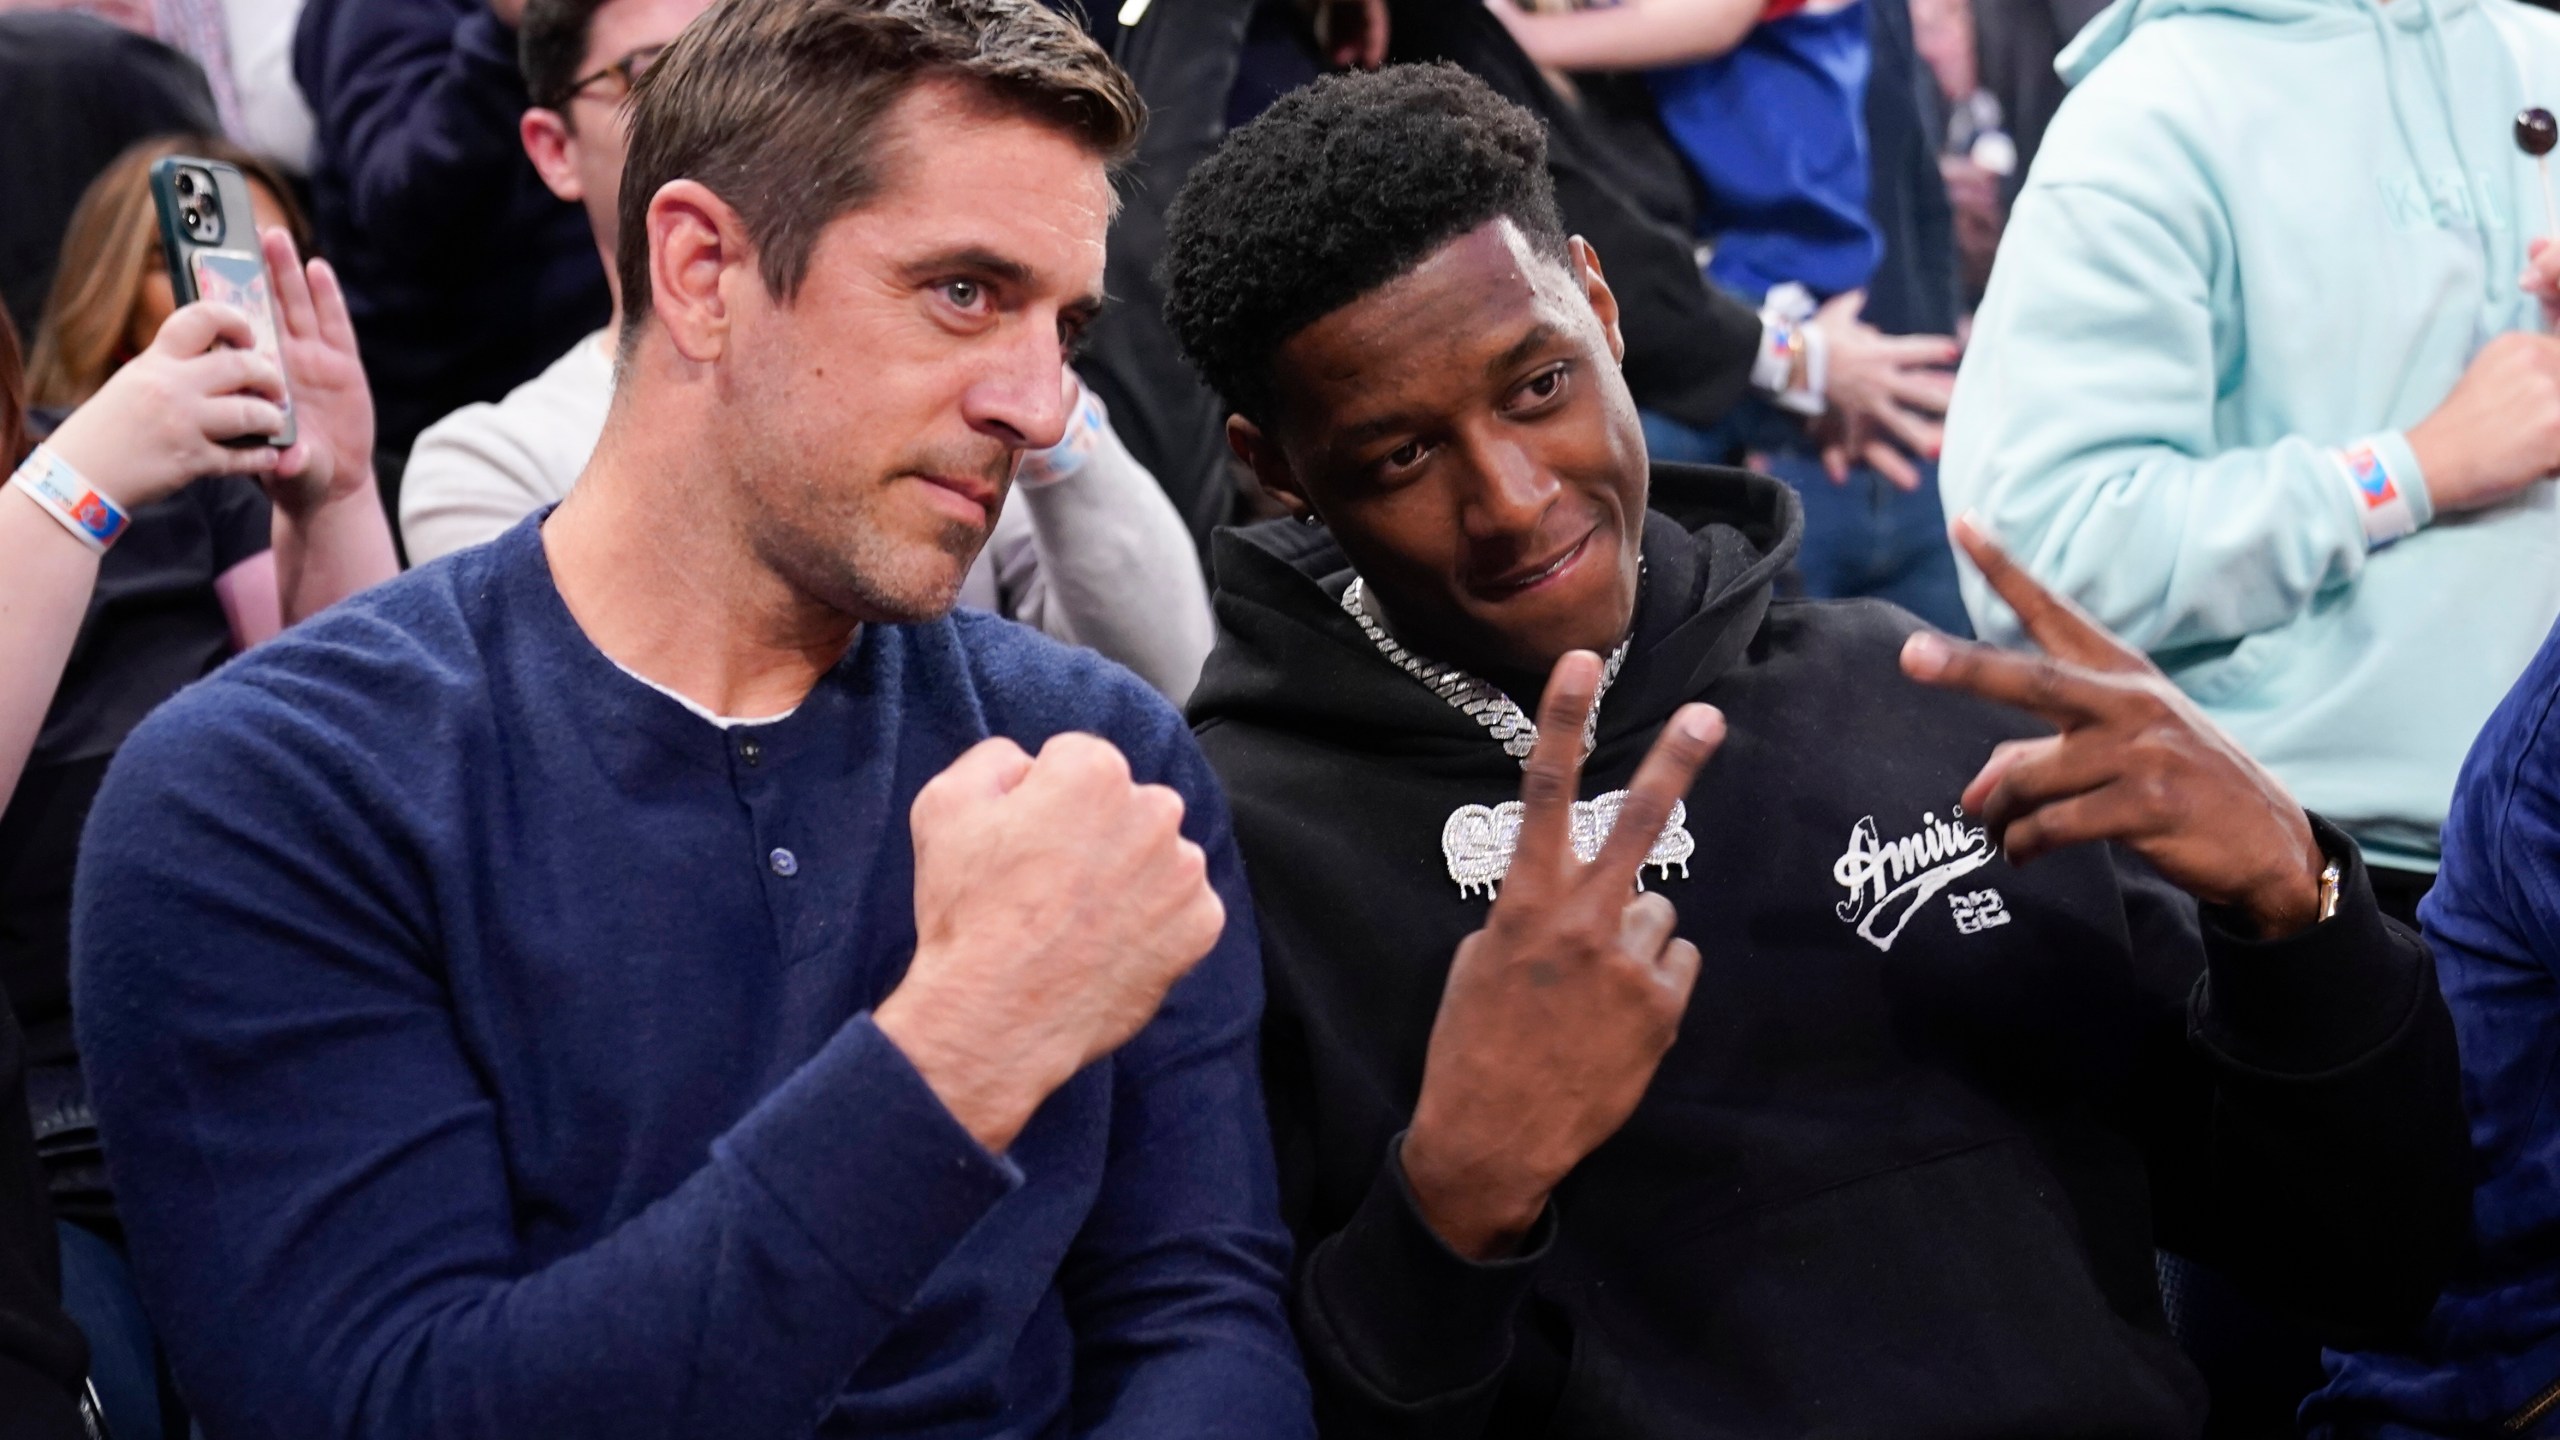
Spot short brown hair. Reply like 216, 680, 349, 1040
614, 0, 1140, 344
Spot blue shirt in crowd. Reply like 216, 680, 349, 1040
2314, 612, 2560, 1435
69, 516, 1312, 1440
1648, 2, 1882, 303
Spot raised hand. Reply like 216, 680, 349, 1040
878, 732, 1228, 1153
257, 227, 377, 517
1400, 654, 1724, 1260
1900, 516, 2327, 939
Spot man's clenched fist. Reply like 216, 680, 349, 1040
877, 733, 1226, 1152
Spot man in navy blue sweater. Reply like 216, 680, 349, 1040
2314, 642, 2560, 1434
70, 2, 1312, 1436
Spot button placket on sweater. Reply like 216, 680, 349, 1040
730, 727, 806, 949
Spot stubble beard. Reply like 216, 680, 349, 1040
746, 459, 1004, 627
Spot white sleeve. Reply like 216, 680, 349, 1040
398, 348, 606, 564
220, 0, 316, 173
999, 385, 1215, 703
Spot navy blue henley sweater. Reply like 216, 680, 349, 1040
69, 516, 1312, 1439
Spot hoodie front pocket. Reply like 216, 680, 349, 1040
1569, 1138, 2205, 1436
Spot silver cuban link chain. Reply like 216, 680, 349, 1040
1339, 575, 1628, 765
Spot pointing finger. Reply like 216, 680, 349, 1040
1902, 631, 2111, 729
1509, 650, 1603, 884
1949, 515, 2146, 672
1593, 704, 1723, 887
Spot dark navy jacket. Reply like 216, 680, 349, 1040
2315, 617, 2560, 1438
71, 516, 1310, 1439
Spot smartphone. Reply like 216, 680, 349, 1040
149, 155, 295, 449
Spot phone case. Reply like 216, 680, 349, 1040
149, 155, 296, 449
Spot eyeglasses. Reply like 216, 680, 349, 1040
557, 43, 666, 107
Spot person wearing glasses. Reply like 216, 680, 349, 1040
398, 0, 1218, 701
293, 0, 617, 509
387, 0, 695, 577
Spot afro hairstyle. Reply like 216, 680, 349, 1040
1160, 62, 1570, 430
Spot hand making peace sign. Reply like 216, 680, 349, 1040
1901, 516, 2330, 940
1400, 655, 1726, 1261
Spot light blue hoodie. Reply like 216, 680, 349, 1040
1940, 0, 2560, 871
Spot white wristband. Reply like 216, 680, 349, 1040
1751, 316, 1799, 395
1755, 282, 1826, 416
7, 445, 127, 553
2333, 439, 2418, 548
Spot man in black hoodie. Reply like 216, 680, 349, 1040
1165, 64, 2470, 1439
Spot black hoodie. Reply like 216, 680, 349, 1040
1188, 465, 2469, 1439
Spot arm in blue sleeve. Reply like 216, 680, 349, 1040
2426, 628, 2560, 1219
1939, 178, 2398, 654
2468, 646, 2560, 986
72, 684, 1021, 1440
305, 0, 535, 255
1061, 733, 1313, 1438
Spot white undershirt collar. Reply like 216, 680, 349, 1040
606, 654, 800, 729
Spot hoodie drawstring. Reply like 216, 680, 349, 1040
2357, 0, 2439, 228
2418, 0, 2507, 303
2358, 0, 2505, 305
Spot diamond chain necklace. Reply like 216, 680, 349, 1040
1339, 575, 1628, 765
1337, 567, 1691, 897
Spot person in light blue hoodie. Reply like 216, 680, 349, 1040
1940, 0, 2560, 917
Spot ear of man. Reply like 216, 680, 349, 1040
520, 108, 584, 206
1567, 236, 1626, 368
1225, 414, 1315, 524
641, 179, 753, 366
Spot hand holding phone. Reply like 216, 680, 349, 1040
150, 156, 295, 449
43, 303, 293, 512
